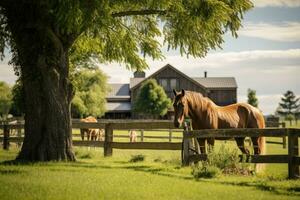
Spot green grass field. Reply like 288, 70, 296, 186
0, 137, 300, 200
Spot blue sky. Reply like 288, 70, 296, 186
0, 0, 300, 114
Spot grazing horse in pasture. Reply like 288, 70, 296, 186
172, 89, 266, 156
80, 116, 103, 141
129, 130, 138, 142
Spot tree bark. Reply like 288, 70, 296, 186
4, 4, 76, 161
17, 51, 75, 161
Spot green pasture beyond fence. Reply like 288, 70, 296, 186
0, 119, 299, 179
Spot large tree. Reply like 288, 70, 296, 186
0, 0, 253, 161
134, 79, 171, 118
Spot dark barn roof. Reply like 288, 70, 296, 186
107, 83, 130, 98
193, 77, 237, 89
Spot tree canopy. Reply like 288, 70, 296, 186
247, 88, 258, 108
0, 81, 12, 120
71, 68, 109, 118
134, 79, 171, 117
9, 79, 25, 117
0, 0, 253, 161
277, 90, 300, 125
1, 0, 253, 71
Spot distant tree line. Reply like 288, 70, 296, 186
0, 68, 109, 120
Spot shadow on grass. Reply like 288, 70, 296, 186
199, 179, 300, 196
0, 168, 26, 175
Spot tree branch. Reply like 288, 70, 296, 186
112, 9, 166, 17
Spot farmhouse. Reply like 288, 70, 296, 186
104, 64, 237, 119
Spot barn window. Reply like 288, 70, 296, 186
159, 79, 168, 90
159, 78, 179, 91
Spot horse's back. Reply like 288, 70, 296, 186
216, 103, 264, 129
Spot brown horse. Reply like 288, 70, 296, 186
173, 89, 266, 156
80, 116, 103, 141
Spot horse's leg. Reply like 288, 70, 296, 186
251, 137, 261, 155
207, 138, 215, 152
87, 130, 91, 141
235, 138, 250, 154
80, 129, 85, 141
197, 138, 207, 154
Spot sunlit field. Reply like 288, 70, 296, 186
0, 132, 299, 200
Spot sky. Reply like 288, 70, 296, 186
0, 0, 300, 115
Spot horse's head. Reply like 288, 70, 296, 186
173, 89, 188, 128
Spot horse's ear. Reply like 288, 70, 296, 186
181, 89, 185, 96
173, 89, 177, 96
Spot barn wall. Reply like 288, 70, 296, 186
208, 89, 237, 106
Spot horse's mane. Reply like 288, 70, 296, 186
183, 91, 239, 128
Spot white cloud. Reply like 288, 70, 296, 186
238, 22, 300, 42
239, 94, 283, 115
98, 49, 300, 114
252, 0, 300, 7
1, 48, 299, 115
0, 62, 16, 85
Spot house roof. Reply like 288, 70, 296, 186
193, 77, 237, 89
106, 102, 131, 112
107, 83, 130, 98
131, 64, 207, 91
130, 64, 237, 90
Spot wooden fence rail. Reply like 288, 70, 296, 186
182, 128, 300, 179
0, 120, 180, 157
1, 120, 298, 178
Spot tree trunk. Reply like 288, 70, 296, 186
16, 47, 75, 161
3, 2, 77, 161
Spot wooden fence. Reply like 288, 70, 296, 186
182, 128, 300, 179
1, 119, 298, 178
0, 120, 182, 157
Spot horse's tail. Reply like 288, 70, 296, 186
258, 113, 266, 155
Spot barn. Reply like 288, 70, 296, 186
104, 64, 237, 119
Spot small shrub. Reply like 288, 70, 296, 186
192, 145, 252, 178
129, 154, 145, 162
74, 148, 95, 159
192, 164, 221, 179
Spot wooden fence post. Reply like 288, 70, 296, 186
288, 129, 299, 179
282, 122, 287, 149
169, 130, 172, 142
140, 129, 144, 142
104, 123, 113, 157
17, 120, 22, 147
182, 130, 190, 166
3, 124, 9, 150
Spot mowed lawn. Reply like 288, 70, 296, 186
0, 138, 300, 200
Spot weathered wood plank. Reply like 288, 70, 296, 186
111, 142, 181, 150
111, 122, 175, 130
73, 141, 104, 147
72, 122, 106, 129
184, 128, 292, 138
188, 154, 290, 164
0, 124, 24, 129
7, 137, 24, 143
104, 124, 113, 157
288, 131, 300, 179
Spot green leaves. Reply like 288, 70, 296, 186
71, 69, 109, 118
0, 81, 12, 119
247, 88, 258, 108
278, 90, 300, 116
134, 79, 171, 117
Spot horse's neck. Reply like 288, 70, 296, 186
186, 94, 216, 129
